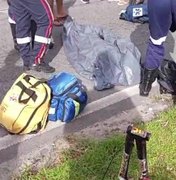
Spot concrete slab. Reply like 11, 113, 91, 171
0, 0, 176, 179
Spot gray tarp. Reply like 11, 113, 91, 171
62, 17, 141, 90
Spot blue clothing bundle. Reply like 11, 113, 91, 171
119, 3, 149, 24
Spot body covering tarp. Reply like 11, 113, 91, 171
62, 17, 141, 90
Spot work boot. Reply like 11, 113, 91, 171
139, 68, 158, 96
32, 61, 55, 73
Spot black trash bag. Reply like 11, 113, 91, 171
158, 59, 176, 95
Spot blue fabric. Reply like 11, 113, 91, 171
57, 98, 76, 122
120, 4, 149, 24
49, 97, 59, 121
144, 40, 164, 69
48, 72, 78, 96
48, 72, 88, 123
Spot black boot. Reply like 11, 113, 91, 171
139, 68, 158, 96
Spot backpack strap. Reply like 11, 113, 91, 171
16, 81, 37, 104
16, 75, 46, 104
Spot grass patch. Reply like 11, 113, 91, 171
18, 107, 176, 180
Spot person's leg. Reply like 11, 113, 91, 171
53, 0, 68, 26
56, 0, 67, 17
44, 0, 55, 49
30, 20, 37, 49
27, 0, 55, 73
144, 0, 171, 70
30, 19, 55, 50
8, 20, 19, 51
7, 0, 19, 51
11, 0, 31, 68
139, 0, 172, 96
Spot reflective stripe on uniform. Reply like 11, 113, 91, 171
34, 35, 51, 44
16, 37, 31, 44
150, 36, 167, 45
8, 17, 16, 24
34, 0, 53, 64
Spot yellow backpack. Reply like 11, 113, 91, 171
0, 73, 51, 134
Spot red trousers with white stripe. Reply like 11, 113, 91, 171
11, 0, 54, 66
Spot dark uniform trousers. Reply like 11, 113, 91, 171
8, 0, 37, 50
11, 0, 53, 66
144, 0, 176, 69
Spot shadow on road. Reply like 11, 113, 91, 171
0, 49, 24, 179
45, 26, 64, 64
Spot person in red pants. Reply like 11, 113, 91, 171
10, 0, 55, 73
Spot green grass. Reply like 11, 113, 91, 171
18, 107, 176, 180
